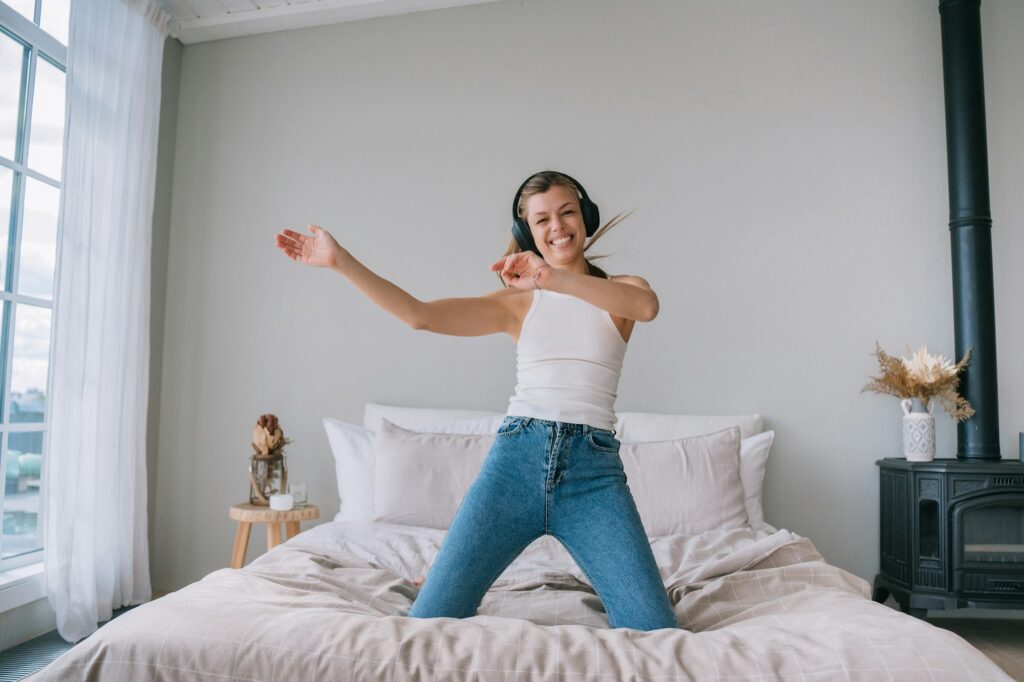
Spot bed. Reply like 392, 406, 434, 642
29, 404, 1014, 681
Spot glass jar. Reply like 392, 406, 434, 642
249, 452, 288, 506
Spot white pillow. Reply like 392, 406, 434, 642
324, 408, 504, 522
614, 411, 763, 442
619, 426, 748, 536
322, 417, 375, 522
612, 412, 773, 529
372, 419, 493, 529
363, 402, 503, 434
739, 430, 775, 529
621, 428, 775, 530
327, 404, 775, 530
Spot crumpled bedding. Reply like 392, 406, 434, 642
29, 520, 1013, 681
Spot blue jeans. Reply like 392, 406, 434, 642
407, 416, 678, 631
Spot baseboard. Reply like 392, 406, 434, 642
0, 597, 56, 651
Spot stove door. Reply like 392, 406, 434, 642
952, 492, 1024, 595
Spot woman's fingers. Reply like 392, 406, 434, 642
502, 257, 517, 278
275, 238, 304, 261
276, 228, 318, 266
276, 241, 302, 262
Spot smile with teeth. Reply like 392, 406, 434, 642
550, 235, 574, 247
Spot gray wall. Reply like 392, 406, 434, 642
151, 0, 1024, 599
148, 34, 183, 590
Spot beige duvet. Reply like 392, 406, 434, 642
30, 521, 1013, 681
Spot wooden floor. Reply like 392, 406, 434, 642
927, 617, 1024, 681
881, 598, 1024, 681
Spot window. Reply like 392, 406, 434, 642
0, 0, 68, 571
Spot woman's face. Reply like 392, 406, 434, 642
525, 184, 585, 266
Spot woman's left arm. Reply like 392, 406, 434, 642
539, 269, 659, 322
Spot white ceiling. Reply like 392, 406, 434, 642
157, 0, 503, 44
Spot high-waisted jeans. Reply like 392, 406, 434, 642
406, 415, 678, 631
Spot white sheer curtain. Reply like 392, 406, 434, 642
43, 0, 170, 643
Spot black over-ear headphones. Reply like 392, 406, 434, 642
511, 171, 600, 255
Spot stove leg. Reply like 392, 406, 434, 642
871, 577, 890, 604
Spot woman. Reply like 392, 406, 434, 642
274, 171, 677, 631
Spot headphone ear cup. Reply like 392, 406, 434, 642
512, 218, 538, 255
581, 199, 600, 237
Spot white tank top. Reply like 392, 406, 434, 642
506, 287, 628, 432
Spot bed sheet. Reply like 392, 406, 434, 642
29, 520, 1013, 681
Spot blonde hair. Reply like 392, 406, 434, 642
496, 171, 632, 287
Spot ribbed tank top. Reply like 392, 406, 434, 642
506, 288, 628, 432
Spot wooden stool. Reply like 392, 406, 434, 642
229, 502, 320, 569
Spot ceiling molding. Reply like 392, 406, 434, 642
160, 0, 504, 44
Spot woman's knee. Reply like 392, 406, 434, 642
609, 605, 678, 631
407, 592, 476, 620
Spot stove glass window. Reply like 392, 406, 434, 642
961, 502, 1024, 564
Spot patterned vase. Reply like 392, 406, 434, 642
901, 398, 936, 462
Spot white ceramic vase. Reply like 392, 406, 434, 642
901, 398, 936, 462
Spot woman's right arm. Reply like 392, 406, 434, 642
415, 288, 518, 337
276, 224, 514, 336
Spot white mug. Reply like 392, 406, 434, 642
269, 493, 294, 511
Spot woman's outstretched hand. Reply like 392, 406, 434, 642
275, 224, 346, 269
490, 251, 549, 289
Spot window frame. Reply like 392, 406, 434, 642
0, 0, 67, 573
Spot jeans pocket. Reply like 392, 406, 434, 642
495, 416, 528, 437
587, 429, 620, 453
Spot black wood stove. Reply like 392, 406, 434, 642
873, 458, 1024, 617
871, 1, 1023, 620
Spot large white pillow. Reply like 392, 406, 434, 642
739, 430, 775, 529
322, 417, 375, 522
612, 412, 773, 529
614, 411, 763, 441
620, 426, 748, 536
324, 408, 504, 522
373, 419, 493, 529
368, 420, 751, 536
363, 402, 503, 434
326, 404, 775, 530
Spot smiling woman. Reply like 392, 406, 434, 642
495, 170, 632, 287
275, 168, 673, 630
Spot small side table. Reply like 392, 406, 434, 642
229, 502, 320, 568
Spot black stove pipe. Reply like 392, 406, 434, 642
938, 0, 1000, 460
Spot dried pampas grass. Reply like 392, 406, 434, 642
861, 341, 975, 422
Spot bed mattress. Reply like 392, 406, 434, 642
28, 520, 1013, 681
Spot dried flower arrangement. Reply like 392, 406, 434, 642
249, 413, 293, 505
252, 413, 291, 456
861, 342, 976, 422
